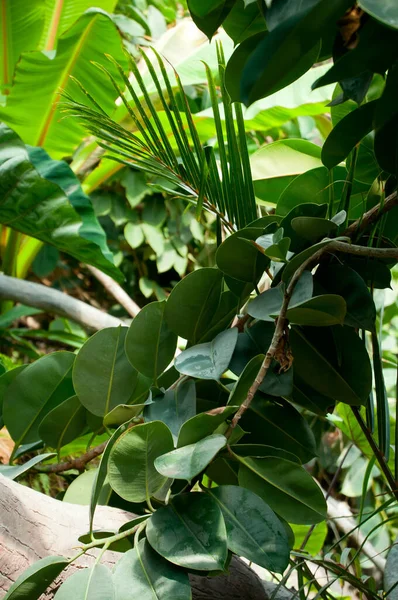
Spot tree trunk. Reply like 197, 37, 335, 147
0, 475, 281, 600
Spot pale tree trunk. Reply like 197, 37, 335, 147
0, 475, 287, 600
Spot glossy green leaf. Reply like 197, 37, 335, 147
146, 493, 228, 571
3, 352, 75, 451
238, 456, 327, 524
155, 434, 227, 480
291, 522, 328, 554
3, 556, 69, 600
216, 227, 269, 283
38, 396, 86, 451
187, 0, 236, 39
281, 238, 338, 283
108, 421, 174, 502
63, 469, 111, 506
113, 539, 191, 600
54, 565, 114, 600
321, 101, 376, 169
254, 228, 291, 262
279, 203, 328, 253
276, 294, 347, 326
248, 271, 313, 322
144, 379, 196, 442
208, 485, 290, 572
230, 444, 301, 464
228, 354, 264, 406
358, 0, 398, 29
315, 263, 376, 331
0, 126, 122, 281
175, 328, 238, 380
73, 327, 138, 417
178, 406, 238, 447
103, 403, 149, 428
165, 268, 223, 343
0, 365, 27, 429
223, 0, 267, 43
125, 302, 177, 381
0, 453, 54, 480
291, 216, 338, 242
0, 11, 128, 159
290, 326, 372, 406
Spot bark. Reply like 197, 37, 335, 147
0, 475, 277, 600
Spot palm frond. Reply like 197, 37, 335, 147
64, 44, 258, 231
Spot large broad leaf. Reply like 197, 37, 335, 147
165, 268, 223, 343
175, 328, 238, 380
113, 539, 191, 600
108, 421, 174, 503
237, 0, 353, 105
125, 301, 177, 381
38, 396, 86, 451
63, 469, 111, 506
155, 434, 227, 480
358, 0, 398, 30
73, 327, 138, 417
248, 271, 313, 322
250, 139, 323, 204
216, 227, 270, 283
0, 365, 27, 429
0, 1, 43, 95
187, 0, 236, 39
238, 456, 327, 524
54, 565, 114, 599
178, 405, 238, 447
222, 0, 266, 44
0, 453, 54, 480
0, 10, 128, 158
3, 556, 69, 600
144, 379, 196, 442
208, 485, 290, 573
0, 125, 121, 280
276, 294, 347, 327
39, 1, 118, 50
146, 493, 228, 571
290, 326, 372, 406
3, 352, 75, 452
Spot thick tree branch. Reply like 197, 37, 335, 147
0, 275, 125, 331
343, 190, 398, 239
85, 265, 141, 318
37, 441, 108, 474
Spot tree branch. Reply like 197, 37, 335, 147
85, 265, 141, 318
343, 190, 398, 239
0, 275, 125, 331
37, 441, 108, 474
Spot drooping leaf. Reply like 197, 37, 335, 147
165, 268, 223, 343
38, 396, 86, 451
108, 421, 174, 503
175, 328, 238, 380
0, 453, 55, 480
146, 493, 228, 571
208, 485, 290, 573
238, 456, 327, 524
178, 406, 238, 447
125, 302, 177, 381
155, 434, 227, 480
113, 539, 191, 600
54, 565, 114, 600
73, 327, 137, 417
3, 556, 69, 600
144, 379, 196, 442
3, 352, 75, 452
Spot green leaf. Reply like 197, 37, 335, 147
187, 0, 236, 39
290, 217, 338, 242
0, 365, 27, 429
38, 396, 86, 451
358, 0, 398, 29
3, 556, 69, 600
223, 0, 267, 44
113, 539, 191, 600
63, 469, 111, 506
230, 444, 301, 464
216, 227, 270, 283
228, 354, 264, 406
250, 139, 323, 204
208, 485, 290, 573
0, 10, 128, 159
289, 326, 372, 406
54, 565, 114, 600
124, 222, 144, 249
144, 379, 196, 442
146, 493, 228, 571
73, 327, 138, 417
281, 238, 338, 283
0, 305, 42, 329
155, 434, 227, 480
238, 456, 327, 524
248, 271, 313, 322
0, 125, 122, 281
276, 294, 347, 327
125, 302, 177, 381
291, 522, 327, 554
315, 263, 376, 331
0, 453, 54, 480
3, 352, 75, 452
178, 406, 238, 447
108, 421, 174, 503
321, 102, 376, 169
175, 328, 238, 380
103, 403, 149, 428
165, 268, 223, 343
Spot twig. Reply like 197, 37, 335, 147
343, 190, 398, 239
0, 275, 125, 331
86, 264, 141, 318
37, 441, 107, 473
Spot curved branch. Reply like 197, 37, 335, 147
343, 190, 398, 238
85, 265, 141, 318
0, 275, 125, 331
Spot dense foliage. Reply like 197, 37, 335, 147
1, 1, 398, 598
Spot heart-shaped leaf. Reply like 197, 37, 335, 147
155, 434, 227, 480
175, 328, 238, 380
146, 493, 228, 571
